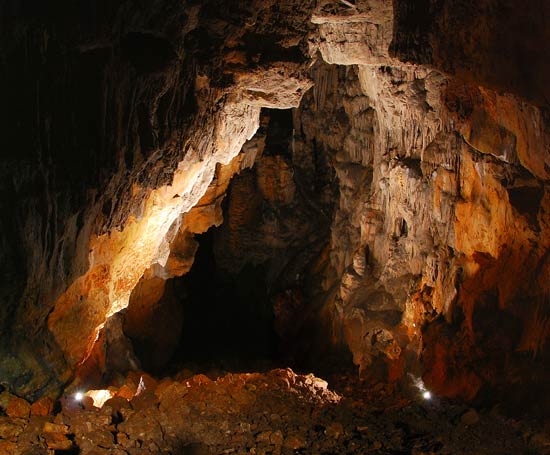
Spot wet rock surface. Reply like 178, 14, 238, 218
1, 368, 548, 455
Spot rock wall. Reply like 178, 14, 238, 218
0, 0, 548, 406
296, 61, 550, 403
301, 0, 550, 402
0, 0, 314, 398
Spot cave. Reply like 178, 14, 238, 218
122, 106, 337, 377
173, 229, 279, 369
1, 1, 550, 454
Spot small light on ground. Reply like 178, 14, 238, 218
74, 391, 84, 401
423, 390, 432, 400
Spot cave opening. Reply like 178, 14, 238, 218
162, 228, 281, 373
118, 105, 342, 381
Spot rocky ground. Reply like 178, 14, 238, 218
0, 368, 549, 455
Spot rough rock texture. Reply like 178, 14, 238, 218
305, 60, 550, 404
1, 369, 549, 455
209, 108, 338, 359
390, 0, 550, 106
0, 0, 314, 397
119, 131, 264, 373
298, 1, 550, 408
0, 0, 549, 416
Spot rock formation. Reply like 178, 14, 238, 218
0, 0, 548, 425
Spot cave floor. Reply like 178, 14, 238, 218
1, 368, 548, 455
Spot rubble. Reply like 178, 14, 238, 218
0, 368, 547, 454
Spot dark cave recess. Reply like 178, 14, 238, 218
161, 229, 280, 374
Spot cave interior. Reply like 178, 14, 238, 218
0, 0, 549, 454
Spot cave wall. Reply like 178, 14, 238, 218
0, 0, 315, 398
117, 107, 337, 373
0, 0, 549, 403
304, 0, 550, 400
295, 61, 550, 402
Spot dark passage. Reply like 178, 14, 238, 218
171, 229, 280, 371
123, 107, 337, 377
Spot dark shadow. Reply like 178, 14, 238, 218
169, 229, 280, 372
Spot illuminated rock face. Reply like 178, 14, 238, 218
46, 101, 261, 369
0, 0, 314, 397
297, 63, 550, 401
293, 0, 550, 402
0, 0, 549, 405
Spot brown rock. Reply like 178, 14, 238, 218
0, 417, 24, 440
18, 415, 50, 449
125, 276, 184, 371
90, 412, 112, 427
0, 392, 14, 411
60, 394, 85, 415
119, 406, 135, 421
78, 443, 110, 455
103, 396, 132, 415
80, 429, 115, 448
529, 432, 550, 448
257, 155, 296, 205
188, 374, 212, 386
118, 412, 163, 443
325, 422, 344, 439
256, 431, 272, 443
116, 432, 138, 449
181, 442, 210, 455
229, 387, 255, 407
110, 449, 130, 455
0, 441, 17, 455
153, 377, 173, 396
5, 396, 31, 418
156, 381, 189, 410
270, 430, 284, 447
461, 409, 480, 426
284, 433, 307, 450
43, 432, 73, 450
81, 395, 96, 410
128, 372, 158, 394
69, 410, 111, 437
31, 397, 54, 416
116, 384, 136, 401
43, 421, 70, 434
130, 390, 159, 411
54, 413, 68, 425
